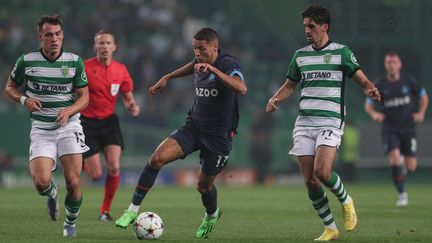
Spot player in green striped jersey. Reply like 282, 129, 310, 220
266, 5, 381, 241
4, 15, 89, 237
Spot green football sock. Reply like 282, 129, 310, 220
308, 186, 336, 228
64, 195, 82, 226
323, 172, 349, 204
38, 180, 57, 198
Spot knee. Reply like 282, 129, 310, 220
107, 168, 120, 177
314, 169, 331, 183
388, 151, 401, 165
33, 177, 51, 192
65, 178, 80, 193
149, 153, 167, 170
106, 164, 120, 177
197, 181, 213, 194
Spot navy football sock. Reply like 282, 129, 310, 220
131, 163, 160, 205
201, 185, 218, 216
391, 164, 405, 193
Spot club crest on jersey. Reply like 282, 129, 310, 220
111, 84, 120, 96
323, 53, 332, 64
61, 66, 69, 77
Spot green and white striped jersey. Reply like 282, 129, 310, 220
287, 41, 360, 130
10, 49, 88, 130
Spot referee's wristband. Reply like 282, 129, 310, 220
19, 96, 28, 106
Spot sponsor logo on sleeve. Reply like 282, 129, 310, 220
209, 74, 215, 81
11, 63, 17, 78
111, 84, 120, 96
351, 53, 359, 65
81, 70, 88, 82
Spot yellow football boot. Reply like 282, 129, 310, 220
314, 228, 339, 241
342, 196, 358, 231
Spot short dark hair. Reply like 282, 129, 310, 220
94, 29, 116, 42
385, 51, 399, 58
193, 28, 219, 42
301, 5, 331, 32
38, 14, 63, 32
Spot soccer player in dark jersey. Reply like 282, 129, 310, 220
365, 52, 428, 206
116, 27, 247, 239
81, 30, 140, 221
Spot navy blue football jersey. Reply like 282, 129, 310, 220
187, 51, 244, 134
370, 73, 425, 128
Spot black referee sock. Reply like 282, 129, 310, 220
201, 185, 218, 216
391, 164, 405, 193
131, 163, 160, 206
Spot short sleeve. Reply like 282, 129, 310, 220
286, 52, 301, 82
120, 65, 133, 93
74, 57, 88, 88
409, 76, 426, 98
341, 47, 361, 77
10, 55, 25, 85
419, 88, 427, 97
365, 97, 374, 105
221, 57, 244, 81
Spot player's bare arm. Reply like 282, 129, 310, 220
352, 70, 381, 100
122, 91, 140, 116
266, 79, 297, 113
57, 86, 89, 126
194, 63, 247, 96
364, 101, 385, 123
149, 62, 194, 96
413, 92, 429, 123
5, 77, 42, 112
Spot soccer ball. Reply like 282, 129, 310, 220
133, 212, 164, 240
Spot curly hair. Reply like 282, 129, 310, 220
301, 5, 331, 33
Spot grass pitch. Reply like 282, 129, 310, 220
0, 184, 431, 242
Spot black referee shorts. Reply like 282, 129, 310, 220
80, 114, 124, 159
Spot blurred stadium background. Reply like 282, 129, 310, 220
0, 0, 431, 188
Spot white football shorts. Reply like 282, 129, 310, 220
289, 127, 343, 156
29, 119, 89, 170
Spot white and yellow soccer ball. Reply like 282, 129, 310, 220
133, 212, 164, 240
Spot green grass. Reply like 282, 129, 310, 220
0, 184, 431, 242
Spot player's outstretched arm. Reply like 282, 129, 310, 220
352, 70, 381, 101
122, 91, 140, 116
4, 77, 42, 112
266, 79, 297, 113
194, 63, 247, 96
149, 62, 194, 96
56, 86, 89, 126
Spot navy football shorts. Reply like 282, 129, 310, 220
170, 122, 233, 176
382, 127, 417, 156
